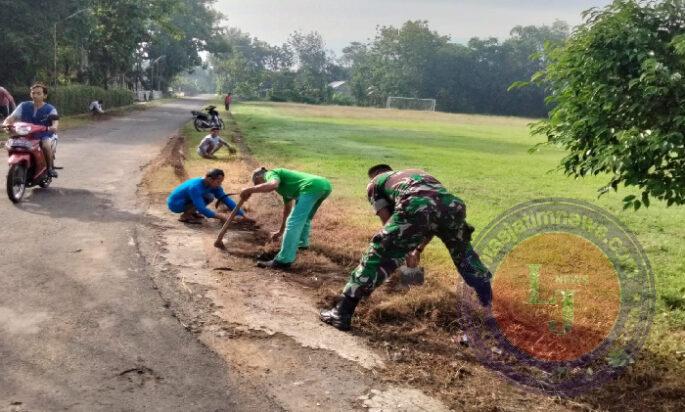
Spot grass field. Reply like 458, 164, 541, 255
171, 100, 685, 408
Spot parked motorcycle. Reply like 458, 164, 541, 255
3, 122, 57, 203
191, 105, 225, 132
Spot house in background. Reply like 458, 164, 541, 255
328, 80, 352, 97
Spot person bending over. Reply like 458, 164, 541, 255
320, 164, 493, 331
167, 168, 250, 224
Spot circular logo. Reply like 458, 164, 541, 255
462, 198, 655, 396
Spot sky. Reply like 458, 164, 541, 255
214, 0, 613, 54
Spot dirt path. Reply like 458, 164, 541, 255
0, 98, 278, 411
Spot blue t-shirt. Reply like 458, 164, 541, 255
166, 177, 243, 218
12, 102, 59, 139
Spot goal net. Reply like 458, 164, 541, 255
386, 96, 436, 111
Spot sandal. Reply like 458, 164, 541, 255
179, 217, 203, 224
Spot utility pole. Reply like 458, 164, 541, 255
151, 55, 166, 97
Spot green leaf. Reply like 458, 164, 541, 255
531, 71, 546, 82
508, 81, 530, 91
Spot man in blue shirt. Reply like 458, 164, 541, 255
167, 169, 249, 224
2, 83, 60, 177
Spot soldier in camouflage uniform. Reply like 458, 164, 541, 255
320, 164, 493, 331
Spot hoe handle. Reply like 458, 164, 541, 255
214, 198, 246, 248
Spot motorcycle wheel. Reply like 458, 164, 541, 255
218, 119, 225, 130
6, 164, 27, 203
193, 118, 204, 132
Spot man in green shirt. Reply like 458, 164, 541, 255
240, 167, 332, 269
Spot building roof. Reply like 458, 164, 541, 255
328, 80, 348, 89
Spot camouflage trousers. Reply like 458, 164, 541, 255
343, 193, 492, 300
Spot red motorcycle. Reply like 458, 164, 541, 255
3, 122, 57, 203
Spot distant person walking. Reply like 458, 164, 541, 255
0, 86, 16, 119
224, 93, 232, 111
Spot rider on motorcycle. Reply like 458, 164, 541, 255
2, 83, 60, 177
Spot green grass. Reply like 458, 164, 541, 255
231, 102, 685, 332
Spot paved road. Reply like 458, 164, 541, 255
0, 99, 277, 411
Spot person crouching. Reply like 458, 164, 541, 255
197, 128, 232, 159
167, 168, 250, 224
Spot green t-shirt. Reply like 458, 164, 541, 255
265, 168, 332, 201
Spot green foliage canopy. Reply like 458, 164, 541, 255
344, 20, 569, 116
0, 0, 222, 91
529, 0, 685, 208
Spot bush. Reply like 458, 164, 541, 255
48, 85, 134, 116
330, 92, 355, 106
268, 93, 288, 102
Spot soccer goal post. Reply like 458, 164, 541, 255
386, 96, 437, 111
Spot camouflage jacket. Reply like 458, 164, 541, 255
367, 169, 450, 214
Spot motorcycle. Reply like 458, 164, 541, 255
3, 122, 58, 203
191, 105, 225, 132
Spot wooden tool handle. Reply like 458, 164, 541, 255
215, 198, 246, 247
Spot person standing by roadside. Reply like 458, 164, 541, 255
224, 92, 232, 111
0, 86, 16, 119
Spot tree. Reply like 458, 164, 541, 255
212, 28, 274, 97
145, 0, 225, 91
343, 20, 567, 114
527, 0, 685, 208
0, 0, 222, 91
288, 31, 329, 103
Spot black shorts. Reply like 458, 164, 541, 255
0, 106, 9, 118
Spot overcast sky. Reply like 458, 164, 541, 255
214, 0, 613, 54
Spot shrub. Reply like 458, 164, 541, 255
48, 85, 134, 116
330, 92, 355, 106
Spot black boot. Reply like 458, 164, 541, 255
475, 281, 493, 308
319, 295, 360, 331
256, 259, 291, 270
